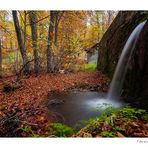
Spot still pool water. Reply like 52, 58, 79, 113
47, 91, 123, 129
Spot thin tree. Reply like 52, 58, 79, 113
0, 39, 2, 77
29, 11, 40, 74
23, 11, 27, 54
46, 11, 56, 73
54, 11, 64, 47
54, 12, 59, 48
12, 10, 31, 74
53, 11, 64, 71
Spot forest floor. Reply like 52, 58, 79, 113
0, 71, 147, 137
0, 71, 110, 137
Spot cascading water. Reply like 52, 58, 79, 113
107, 21, 146, 102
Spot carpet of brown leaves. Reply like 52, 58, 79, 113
0, 71, 110, 137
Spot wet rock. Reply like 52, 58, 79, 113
48, 99, 65, 106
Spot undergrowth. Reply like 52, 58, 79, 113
75, 106, 148, 137
75, 64, 97, 72
1, 103, 147, 137
49, 123, 75, 137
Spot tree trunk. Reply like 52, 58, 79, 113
46, 11, 56, 73
97, 11, 147, 78
54, 12, 59, 48
23, 11, 27, 52
29, 11, 40, 74
54, 11, 64, 47
12, 10, 31, 75
0, 39, 2, 77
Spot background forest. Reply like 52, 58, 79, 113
0, 11, 116, 76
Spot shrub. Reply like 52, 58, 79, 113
119, 107, 146, 119
75, 106, 148, 137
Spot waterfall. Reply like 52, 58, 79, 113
108, 21, 146, 101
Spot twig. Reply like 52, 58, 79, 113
13, 119, 38, 126
15, 58, 34, 82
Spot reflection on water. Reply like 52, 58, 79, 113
47, 91, 123, 129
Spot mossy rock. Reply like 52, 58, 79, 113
3, 82, 21, 93
3, 84, 16, 93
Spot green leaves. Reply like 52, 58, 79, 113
113, 126, 123, 131
120, 107, 147, 119
76, 106, 148, 137
50, 123, 74, 137
21, 125, 41, 137
100, 131, 116, 137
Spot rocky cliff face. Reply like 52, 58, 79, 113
97, 11, 147, 78
97, 11, 148, 108
124, 21, 148, 106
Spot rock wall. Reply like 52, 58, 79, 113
97, 11, 147, 78
97, 11, 148, 108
